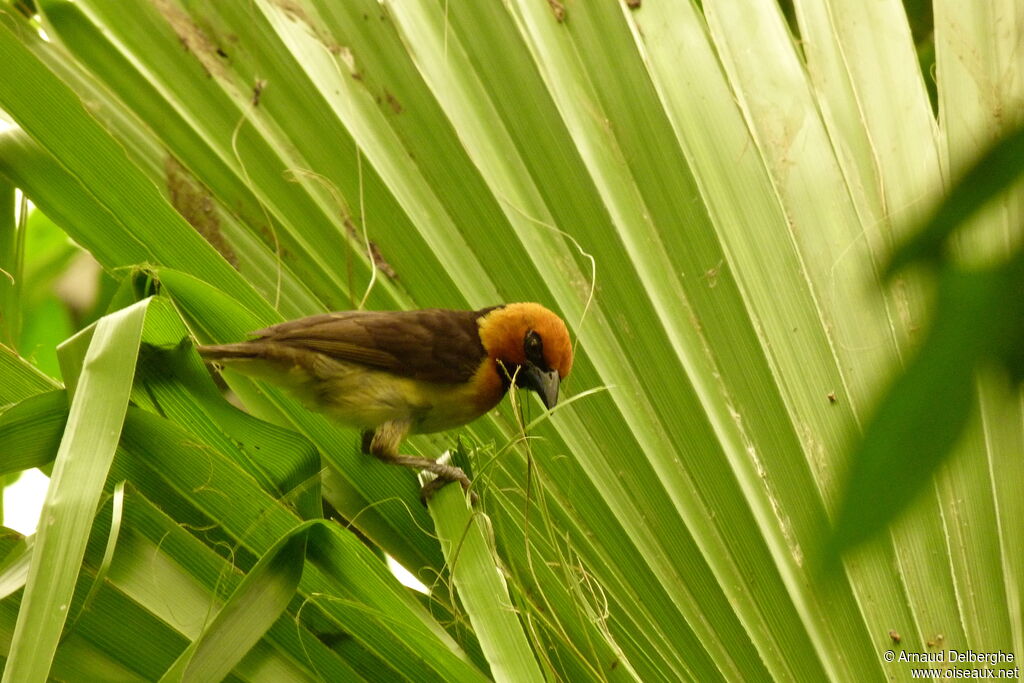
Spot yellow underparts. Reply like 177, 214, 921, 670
222, 355, 503, 434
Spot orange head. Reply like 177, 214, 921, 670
477, 303, 573, 409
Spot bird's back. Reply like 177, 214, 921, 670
198, 307, 503, 432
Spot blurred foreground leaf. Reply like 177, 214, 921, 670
832, 125, 1024, 554
3, 297, 149, 682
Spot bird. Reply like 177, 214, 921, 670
197, 303, 573, 499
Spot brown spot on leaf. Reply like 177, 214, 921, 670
344, 218, 397, 278
383, 90, 402, 114
153, 0, 229, 81
702, 260, 724, 288
165, 158, 238, 267
273, 0, 312, 24
547, 0, 566, 22
252, 79, 267, 106
368, 242, 397, 278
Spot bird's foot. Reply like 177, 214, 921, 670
419, 471, 473, 506
379, 454, 476, 505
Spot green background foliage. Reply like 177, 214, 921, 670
0, 0, 1021, 680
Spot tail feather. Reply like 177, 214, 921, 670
196, 343, 263, 361
197, 342, 310, 366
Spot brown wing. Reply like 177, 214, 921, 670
250, 308, 492, 384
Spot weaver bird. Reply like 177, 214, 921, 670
198, 303, 573, 498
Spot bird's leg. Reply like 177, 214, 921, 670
362, 423, 472, 502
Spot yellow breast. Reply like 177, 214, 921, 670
222, 354, 505, 433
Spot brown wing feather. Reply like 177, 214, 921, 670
251, 308, 491, 384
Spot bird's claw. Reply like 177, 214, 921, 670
419, 466, 477, 506
370, 451, 477, 505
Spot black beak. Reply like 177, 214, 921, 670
521, 363, 560, 409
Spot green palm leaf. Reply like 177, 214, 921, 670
0, 0, 1020, 680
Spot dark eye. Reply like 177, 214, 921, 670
524, 330, 546, 367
